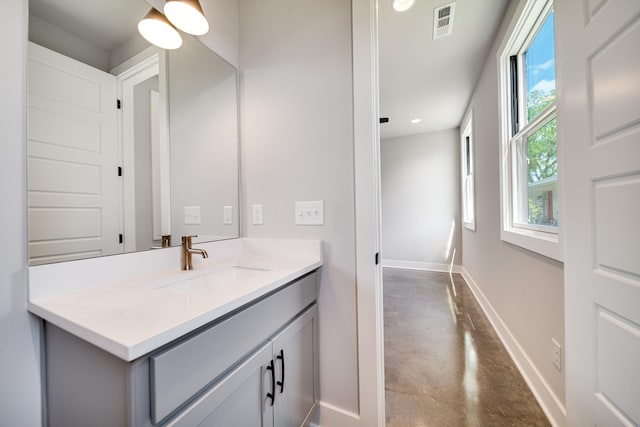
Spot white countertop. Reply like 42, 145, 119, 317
28, 238, 322, 361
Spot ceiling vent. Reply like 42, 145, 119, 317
433, 2, 456, 40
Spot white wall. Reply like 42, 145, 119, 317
381, 129, 462, 268
0, 0, 43, 424
461, 0, 565, 421
239, 0, 359, 419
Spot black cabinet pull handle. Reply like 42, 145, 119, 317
276, 349, 285, 394
266, 360, 275, 406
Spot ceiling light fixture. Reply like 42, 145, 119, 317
393, 0, 415, 12
411, 118, 422, 124
138, 8, 182, 50
164, 0, 210, 36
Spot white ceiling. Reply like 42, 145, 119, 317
378, 0, 510, 139
30, 0, 508, 140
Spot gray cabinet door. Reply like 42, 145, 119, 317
165, 341, 275, 427
271, 304, 318, 427
151, 272, 318, 423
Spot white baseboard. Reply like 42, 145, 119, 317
308, 401, 360, 427
382, 259, 463, 273
460, 267, 567, 427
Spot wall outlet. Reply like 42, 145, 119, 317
252, 204, 263, 225
223, 206, 233, 225
184, 206, 201, 225
551, 339, 562, 371
295, 201, 324, 225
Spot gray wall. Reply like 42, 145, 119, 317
0, 0, 43, 424
239, 0, 358, 414
29, 13, 149, 73
29, 13, 111, 71
381, 129, 462, 267
199, 0, 240, 68
170, 35, 239, 241
461, 0, 565, 405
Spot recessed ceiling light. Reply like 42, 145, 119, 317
411, 118, 422, 124
393, 0, 415, 12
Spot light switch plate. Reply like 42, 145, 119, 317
295, 201, 324, 225
252, 204, 263, 225
184, 206, 201, 225
223, 206, 233, 225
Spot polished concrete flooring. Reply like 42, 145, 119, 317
384, 268, 551, 427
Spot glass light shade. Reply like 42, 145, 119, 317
138, 8, 182, 50
164, 0, 210, 36
393, 0, 415, 12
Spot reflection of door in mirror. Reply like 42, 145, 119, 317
28, 43, 121, 265
28, 43, 169, 265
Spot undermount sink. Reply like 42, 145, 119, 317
150, 266, 272, 296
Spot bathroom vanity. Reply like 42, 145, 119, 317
28, 238, 322, 426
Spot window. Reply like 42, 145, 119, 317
498, 0, 561, 260
461, 112, 475, 231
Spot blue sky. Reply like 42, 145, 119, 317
526, 11, 556, 94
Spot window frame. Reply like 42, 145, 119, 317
497, 0, 562, 261
461, 111, 476, 231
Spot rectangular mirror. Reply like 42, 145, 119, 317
27, 0, 240, 265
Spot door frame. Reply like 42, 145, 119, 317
353, 0, 385, 425
113, 48, 170, 252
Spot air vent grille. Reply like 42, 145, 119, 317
433, 2, 456, 39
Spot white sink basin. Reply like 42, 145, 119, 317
150, 266, 271, 295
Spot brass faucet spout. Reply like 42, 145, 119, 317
181, 235, 208, 270
189, 248, 208, 258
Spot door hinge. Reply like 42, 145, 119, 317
117, 166, 122, 177
375, 252, 380, 265
119, 234, 124, 244
117, 99, 122, 109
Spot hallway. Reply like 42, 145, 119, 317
384, 268, 551, 426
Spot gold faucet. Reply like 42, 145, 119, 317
181, 235, 208, 270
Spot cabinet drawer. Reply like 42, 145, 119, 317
150, 271, 317, 423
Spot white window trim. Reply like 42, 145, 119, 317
497, 0, 563, 261
461, 111, 476, 231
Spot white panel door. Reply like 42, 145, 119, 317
556, 0, 640, 425
28, 42, 120, 265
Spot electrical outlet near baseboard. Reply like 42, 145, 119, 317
551, 339, 562, 371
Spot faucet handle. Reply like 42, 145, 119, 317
181, 234, 199, 246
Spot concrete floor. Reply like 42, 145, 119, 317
384, 268, 551, 427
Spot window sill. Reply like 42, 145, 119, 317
501, 226, 562, 261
